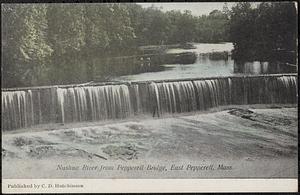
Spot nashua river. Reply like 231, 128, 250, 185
115, 43, 235, 81
2, 43, 297, 179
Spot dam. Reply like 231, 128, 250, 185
1, 74, 297, 130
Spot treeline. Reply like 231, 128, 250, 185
129, 4, 229, 45
2, 3, 229, 88
229, 2, 297, 64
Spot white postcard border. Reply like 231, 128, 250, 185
2, 179, 298, 193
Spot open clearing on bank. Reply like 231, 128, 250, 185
2, 105, 298, 178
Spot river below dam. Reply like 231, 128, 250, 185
2, 105, 297, 178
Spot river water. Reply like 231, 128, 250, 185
115, 43, 235, 81
113, 42, 297, 82
2, 42, 297, 130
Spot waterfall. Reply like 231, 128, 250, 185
2, 91, 28, 130
2, 75, 298, 130
54, 85, 133, 123
56, 88, 66, 123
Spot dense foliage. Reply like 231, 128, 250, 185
2, 3, 230, 87
229, 2, 297, 63
2, 2, 297, 88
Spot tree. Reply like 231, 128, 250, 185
229, 2, 297, 63
83, 4, 136, 79
176, 10, 197, 44
2, 3, 235, 88
138, 6, 171, 45
2, 4, 52, 87
46, 4, 86, 84
229, 2, 256, 60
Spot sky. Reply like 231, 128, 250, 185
137, 2, 236, 16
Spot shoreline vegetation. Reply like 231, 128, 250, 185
2, 3, 230, 88
2, 2, 297, 88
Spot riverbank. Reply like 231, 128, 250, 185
2, 105, 297, 178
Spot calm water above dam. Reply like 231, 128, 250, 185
115, 43, 235, 81
114, 42, 296, 82
2, 43, 298, 131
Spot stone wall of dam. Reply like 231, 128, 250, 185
2, 74, 298, 130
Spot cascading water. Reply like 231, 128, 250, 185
2, 91, 30, 130
55, 85, 133, 123
1, 75, 297, 130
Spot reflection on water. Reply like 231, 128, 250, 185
167, 42, 234, 54
236, 61, 269, 74
114, 42, 296, 82
115, 43, 234, 81
116, 57, 234, 82
235, 61, 297, 75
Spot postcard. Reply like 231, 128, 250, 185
1, 1, 298, 193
